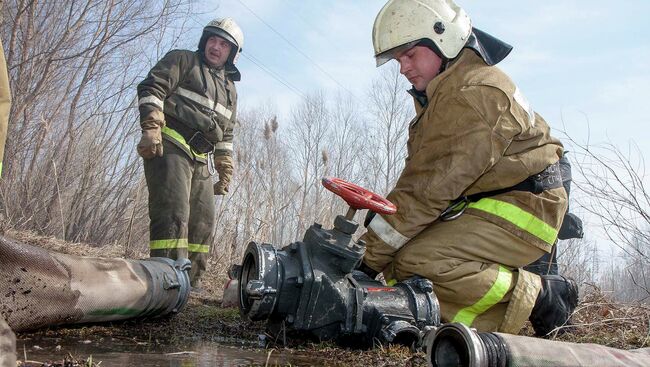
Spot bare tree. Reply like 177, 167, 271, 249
0, 1, 197, 248
211, 105, 303, 263
287, 91, 331, 238
565, 135, 650, 301
559, 236, 599, 288
320, 91, 365, 221
363, 62, 412, 195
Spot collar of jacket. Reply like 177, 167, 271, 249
225, 63, 241, 82
408, 88, 428, 108
197, 50, 241, 82
408, 49, 482, 117
423, 49, 476, 101
209, 66, 226, 80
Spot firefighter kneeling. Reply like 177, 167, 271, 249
358, 0, 578, 337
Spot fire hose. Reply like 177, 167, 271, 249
0, 235, 191, 332
423, 322, 650, 367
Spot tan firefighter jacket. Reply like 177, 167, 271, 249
363, 49, 567, 273
137, 50, 238, 163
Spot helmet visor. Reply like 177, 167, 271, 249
204, 27, 239, 50
375, 41, 419, 67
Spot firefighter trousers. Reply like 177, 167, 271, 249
144, 140, 215, 287
390, 211, 545, 333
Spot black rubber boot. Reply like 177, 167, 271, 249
529, 275, 579, 337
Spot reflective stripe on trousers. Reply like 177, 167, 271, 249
188, 243, 210, 253
451, 265, 513, 326
150, 238, 188, 250
149, 240, 209, 254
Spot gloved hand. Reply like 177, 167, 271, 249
213, 180, 229, 195
137, 128, 163, 159
357, 261, 380, 279
137, 110, 164, 159
364, 210, 376, 227
213, 154, 234, 196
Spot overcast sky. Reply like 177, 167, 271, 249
183, 0, 650, 253
194, 0, 650, 156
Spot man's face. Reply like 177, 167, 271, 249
395, 45, 443, 92
205, 35, 233, 67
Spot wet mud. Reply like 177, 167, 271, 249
13, 296, 427, 366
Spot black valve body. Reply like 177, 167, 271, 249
238, 215, 440, 348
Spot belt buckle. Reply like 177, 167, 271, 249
187, 131, 214, 154
440, 197, 469, 221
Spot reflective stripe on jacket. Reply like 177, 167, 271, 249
137, 50, 238, 159
363, 49, 567, 272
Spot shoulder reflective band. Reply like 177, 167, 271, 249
161, 126, 207, 159
368, 214, 410, 250
188, 243, 210, 253
138, 95, 164, 110
452, 265, 512, 326
150, 238, 189, 250
215, 142, 233, 152
175, 87, 233, 120
513, 86, 535, 127
468, 198, 558, 244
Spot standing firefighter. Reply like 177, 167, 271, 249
358, 0, 578, 336
136, 18, 243, 290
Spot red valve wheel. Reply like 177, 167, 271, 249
321, 177, 397, 215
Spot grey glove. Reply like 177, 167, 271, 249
213, 154, 234, 196
137, 127, 163, 159
137, 111, 164, 159
213, 180, 229, 196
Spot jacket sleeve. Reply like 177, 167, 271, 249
362, 88, 519, 273
136, 50, 188, 126
214, 81, 237, 185
214, 80, 237, 158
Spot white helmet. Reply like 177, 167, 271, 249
200, 18, 244, 65
372, 0, 472, 66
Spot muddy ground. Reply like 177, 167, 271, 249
5, 230, 650, 366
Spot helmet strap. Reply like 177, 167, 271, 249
417, 39, 451, 75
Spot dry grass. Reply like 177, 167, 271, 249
563, 284, 650, 349
5, 229, 128, 258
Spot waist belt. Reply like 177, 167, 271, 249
166, 118, 215, 154
440, 161, 563, 221
467, 161, 563, 202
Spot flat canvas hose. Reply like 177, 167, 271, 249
425, 323, 650, 367
0, 235, 191, 332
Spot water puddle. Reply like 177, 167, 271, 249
15, 337, 323, 366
